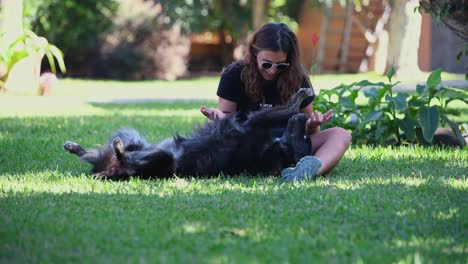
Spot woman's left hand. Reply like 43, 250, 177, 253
306, 109, 333, 132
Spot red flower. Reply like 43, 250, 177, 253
311, 33, 319, 47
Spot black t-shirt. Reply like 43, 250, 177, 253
217, 61, 315, 113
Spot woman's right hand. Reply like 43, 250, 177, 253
200, 106, 226, 120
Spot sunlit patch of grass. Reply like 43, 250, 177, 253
0, 98, 466, 262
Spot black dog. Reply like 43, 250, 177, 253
63, 88, 314, 180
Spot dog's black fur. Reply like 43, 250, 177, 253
63, 88, 314, 180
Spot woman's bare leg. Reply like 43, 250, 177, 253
310, 127, 352, 175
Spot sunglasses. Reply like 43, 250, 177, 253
259, 60, 290, 71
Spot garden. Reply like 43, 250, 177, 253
1, 71, 466, 262
1, 0, 467, 262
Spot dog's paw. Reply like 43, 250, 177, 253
113, 137, 124, 152
93, 172, 109, 180
62, 141, 81, 154
112, 137, 126, 161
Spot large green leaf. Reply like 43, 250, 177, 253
47, 44, 67, 73
436, 86, 468, 107
397, 114, 415, 141
426, 68, 442, 89
386, 64, 396, 83
418, 106, 439, 143
363, 86, 388, 103
363, 87, 380, 100
386, 93, 409, 111
363, 110, 384, 124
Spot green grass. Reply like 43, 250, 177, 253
46, 71, 466, 99
0, 96, 466, 263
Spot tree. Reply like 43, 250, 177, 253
386, 0, 423, 77
418, 0, 468, 42
28, 0, 118, 76
156, 0, 251, 65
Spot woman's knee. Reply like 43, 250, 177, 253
327, 127, 352, 147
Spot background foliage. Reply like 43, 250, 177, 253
25, 0, 118, 76
314, 68, 467, 146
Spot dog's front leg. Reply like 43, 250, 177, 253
63, 141, 87, 157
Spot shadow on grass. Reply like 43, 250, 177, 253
0, 111, 466, 181
89, 100, 216, 112
0, 179, 465, 262
0, 114, 203, 175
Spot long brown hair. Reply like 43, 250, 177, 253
241, 22, 311, 104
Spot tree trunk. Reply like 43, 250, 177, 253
253, 0, 270, 29
386, 0, 423, 78
1, 0, 44, 95
0, 0, 23, 50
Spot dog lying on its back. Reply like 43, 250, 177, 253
63, 88, 314, 180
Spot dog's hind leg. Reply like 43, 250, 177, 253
244, 88, 315, 128
281, 113, 311, 161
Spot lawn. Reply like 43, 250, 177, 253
0, 75, 467, 262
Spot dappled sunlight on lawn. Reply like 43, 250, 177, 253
0, 97, 214, 118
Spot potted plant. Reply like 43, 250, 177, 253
0, 29, 66, 95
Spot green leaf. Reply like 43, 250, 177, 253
47, 44, 67, 73
426, 69, 442, 89
355, 80, 385, 87
310, 64, 317, 74
416, 84, 427, 95
363, 110, 384, 124
387, 64, 396, 83
456, 49, 463, 63
7, 50, 29, 70
397, 114, 415, 141
363, 86, 388, 103
436, 86, 468, 107
363, 87, 379, 100
340, 96, 354, 108
45, 52, 57, 73
349, 89, 359, 102
418, 106, 439, 143
386, 93, 409, 111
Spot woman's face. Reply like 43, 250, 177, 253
256, 50, 288, 81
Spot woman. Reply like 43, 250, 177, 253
200, 22, 351, 181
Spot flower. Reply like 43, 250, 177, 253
311, 32, 319, 47
310, 32, 319, 74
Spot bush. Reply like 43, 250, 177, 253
25, 0, 190, 80
314, 68, 467, 147
97, 0, 189, 80
26, 0, 118, 77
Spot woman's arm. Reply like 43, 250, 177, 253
301, 104, 333, 134
200, 97, 237, 120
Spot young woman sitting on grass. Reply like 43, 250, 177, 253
201, 22, 352, 181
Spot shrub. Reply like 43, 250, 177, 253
315, 68, 467, 146
95, 0, 190, 80
26, 0, 118, 76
